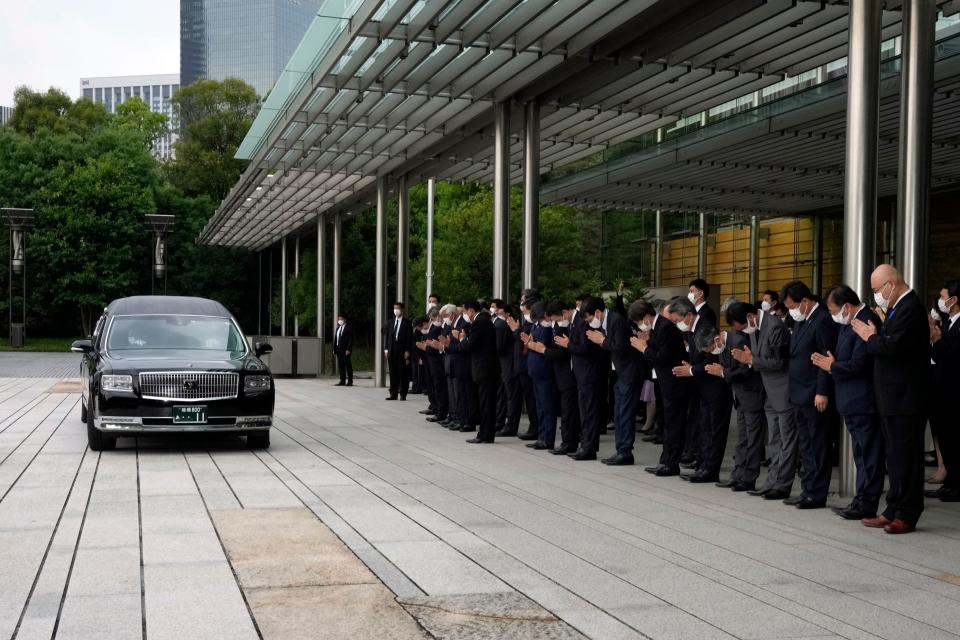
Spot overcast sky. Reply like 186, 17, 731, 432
0, 1, 180, 107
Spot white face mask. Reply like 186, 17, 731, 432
788, 307, 804, 322
393, 309, 402, 318
489, 307, 497, 315
589, 317, 602, 329
742, 318, 758, 335
638, 321, 651, 332
939, 297, 955, 314
431, 320, 441, 327
557, 320, 570, 328
831, 307, 850, 326
523, 313, 532, 323
711, 344, 724, 356
539, 320, 551, 328
461, 314, 471, 324
442, 318, 452, 327
874, 282, 892, 311
687, 292, 698, 305
932, 308, 941, 320
760, 300, 772, 312
676, 319, 691, 333
337, 319, 345, 326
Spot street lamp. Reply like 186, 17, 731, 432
144, 214, 175, 293
1, 208, 36, 347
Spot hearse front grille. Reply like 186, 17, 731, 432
138, 372, 238, 401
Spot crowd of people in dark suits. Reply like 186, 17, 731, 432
336, 263, 958, 535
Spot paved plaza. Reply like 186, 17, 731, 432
0, 366, 959, 639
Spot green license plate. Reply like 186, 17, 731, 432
173, 405, 207, 424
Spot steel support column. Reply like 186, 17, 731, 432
333, 213, 342, 338
697, 213, 707, 278
397, 174, 410, 307
897, 0, 936, 297
654, 210, 663, 287
841, 0, 883, 498
317, 218, 326, 375
293, 235, 300, 338
374, 178, 388, 388
522, 100, 540, 293
426, 178, 435, 309
492, 101, 511, 300
749, 216, 759, 303
281, 236, 287, 337
812, 216, 823, 296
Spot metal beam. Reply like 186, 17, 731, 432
698, 213, 708, 278
897, 0, 936, 297
333, 213, 342, 343
293, 235, 300, 338
654, 210, 664, 287
492, 101, 511, 301
317, 218, 326, 375
426, 178, 435, 309
522, 100, 540, 293
374, 178, 388, 388
397, 174, 410, 306
281, 236, 287, 337
748, 215, 759, 303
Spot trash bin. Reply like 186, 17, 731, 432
9, 323, 24, 348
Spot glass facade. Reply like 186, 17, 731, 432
180, 0, 321, 97
80, 75, 180, 159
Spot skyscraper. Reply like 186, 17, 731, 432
80, 74, 180, 159
180, 0, 321, 97
0, 106, 12, 126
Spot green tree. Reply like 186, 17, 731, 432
8, 86, 109, 137
165, 78, 261, 200
111, 96, 169, 150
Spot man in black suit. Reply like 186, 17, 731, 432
384, 302, 413, 400
493, 303, 522, 437
853, 265, 930, 534
682, 279, 715, 466
712, 302, 767, 492
812, 285, 884, 520
333, 312, 354, 386
556, 295, 608, 461
688, 278, 719, 328
929, 280, 960, 502
781, 281, 838, 509
515, 294, 541, 440
457, 300, 500, 444
544, 301, 581, 455
423, 307, 448, 423
587, 297, 646, 466
449, 306, 478, 432
668, 298, 730, 483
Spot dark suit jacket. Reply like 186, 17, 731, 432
424, 323, 443, 363
932, 313, 960, 398
333, 323, 353, 355
545, 323, 575, 391
831, 306, 880, 416
527, 322, 555, 381
568, 310, 608, 380
866, 290, 930, 415
643, 314, 690, 398
494, 316, 519, 380
697, 302, 718, 329
459, 312, 499, 382
787, 304, 838, 406
721, 330, 764, 412
385, 316, 413, 356
447, 315, 472, 378
688, 317, 727, 402
601, 310, 646, 386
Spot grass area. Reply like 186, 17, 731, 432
0, 337, 78, 352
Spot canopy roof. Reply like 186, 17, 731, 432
201, 0, 960, 248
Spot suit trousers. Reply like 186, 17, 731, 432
761, 405, 800, 494
533, 377, 559, 446
426, 358, 448, 419
495, 380, 507, 430
653, 380, 665, 436
698, 391, 733, 477
843, 413, 884, 514
520, 371, 540, 435
500, 375, 522, 434
613, 379, 640, 455
932, 408, 959, 490
684, 389, 702, 459
793, 403, 833, 502
879, 413, 926, 525
476, 376, 498, 441
658, 389, 689, 468
459, 377, 478, 427
336, 352, 353, 384
577, 378, 604, 454
558, 386, 582, 449
410, 356, 423, 393
388, 351, 409, 398
446, 374, 461, 424
764, 408, 782, 462
730, 403, 765, 484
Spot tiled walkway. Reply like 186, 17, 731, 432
1, 375, 958, 639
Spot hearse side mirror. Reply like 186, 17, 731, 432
70, 339, 94, 354
255, 342, 273, 357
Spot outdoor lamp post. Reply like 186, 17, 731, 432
1, 208, 35, 347
144, 214, 175, 294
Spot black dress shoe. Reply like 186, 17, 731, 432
688, 472, 719, 484
335, 382, 345, 386
655, 465, 681, 477
924, 487, 947, 499
715, 479, 737, 488
782, 495, 805, 506
550, 446, 575, 455
833, 507, 871, 520
466, 437, 493, 444
746, 488, 769, 497
494, 429, 518, 438
796, 498, 826, 510
426, 416, 444, 423
385, 396, 397, 401
731, 482, 755, 492
570, 450, 597, 461
525, 441, 549, 449
447, 423, 464, 430
680, 460, 699, 470
459, 425, 477, 433
939, 488, 960, 502
762, 490, 790, 500
641, 434, 660, 443
399, 396, 407, 401
602, 454, 634, 466
418, 409, 433, 415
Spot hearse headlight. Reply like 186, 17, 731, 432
102, 374, 133, 392
244, 375, 272, 392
